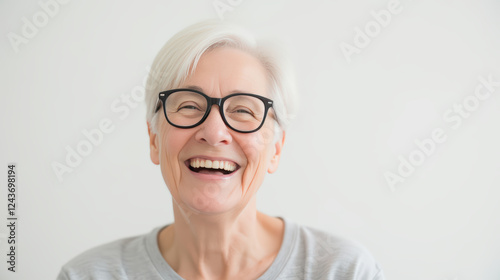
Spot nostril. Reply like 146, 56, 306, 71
194, 122, 232, 146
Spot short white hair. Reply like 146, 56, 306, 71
145, 20, 298, 136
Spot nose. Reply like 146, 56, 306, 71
194, 105, 232, 146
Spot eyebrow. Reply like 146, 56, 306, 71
185, 85, 204, 92
184, 85, 254, 94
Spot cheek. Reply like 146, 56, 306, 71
242, 124, 276, 159
256, 124, 276, 147
245, 125, 276, 164
158, 127, 190, 191
238, 128, 276, 189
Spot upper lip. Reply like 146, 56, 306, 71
185, 155, 241, 167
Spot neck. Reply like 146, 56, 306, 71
158, 196, 284, 280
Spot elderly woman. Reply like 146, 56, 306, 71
57, 21, 385, 280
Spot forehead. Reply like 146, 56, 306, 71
183, 47, 269, 97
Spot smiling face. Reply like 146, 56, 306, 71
148, 46, 285, 215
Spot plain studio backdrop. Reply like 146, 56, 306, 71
1, 0, 500, 279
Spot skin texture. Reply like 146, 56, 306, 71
147, 46, 286, 280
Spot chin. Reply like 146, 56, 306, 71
175, 185, 243, 215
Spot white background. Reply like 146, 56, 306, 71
1, 0, 500, 279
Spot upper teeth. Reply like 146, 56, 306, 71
190, 158, 237, 172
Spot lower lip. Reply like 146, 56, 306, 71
185, 163, 238, 180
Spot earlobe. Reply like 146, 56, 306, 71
147, 121, 160, 165
268, 130, 285, 174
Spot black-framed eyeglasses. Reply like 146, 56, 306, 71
155, 88, 274, 133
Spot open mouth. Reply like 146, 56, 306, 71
187, 158, 240, 175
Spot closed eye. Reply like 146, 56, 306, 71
234, 108, 253, 114
178, 105, 201, 111
177, 101, 204, 112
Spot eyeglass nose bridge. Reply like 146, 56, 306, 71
204, 97, 227, 125
207, 97, 223, 108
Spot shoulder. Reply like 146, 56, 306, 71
56, 232, 150, 280
281, 220, 385, 280
296, 225, 375, 263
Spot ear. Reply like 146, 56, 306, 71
268, 130, 285, 174
147, 121, 160, 165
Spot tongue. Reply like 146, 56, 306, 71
198, 169, 224, 175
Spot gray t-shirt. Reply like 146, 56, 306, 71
57, 218, 385, 279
